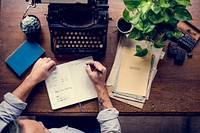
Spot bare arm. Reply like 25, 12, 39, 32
86, 61, 113, 111
12, 57, 56, 102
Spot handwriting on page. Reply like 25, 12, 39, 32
45, 66, 75, 106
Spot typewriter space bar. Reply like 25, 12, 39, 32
58, 49, 99, 53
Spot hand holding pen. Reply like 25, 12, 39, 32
86, 61, 107, 88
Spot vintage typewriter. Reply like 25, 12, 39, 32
33, 0, 109, 59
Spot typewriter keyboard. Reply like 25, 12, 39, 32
50, 29, 107, 57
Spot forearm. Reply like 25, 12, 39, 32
12, 75, 38, 102
95, 85, 113, 111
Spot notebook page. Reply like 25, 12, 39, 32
45, 64, 77, 110
67, 56, 97, 102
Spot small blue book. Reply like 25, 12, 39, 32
5, 40, 45, 77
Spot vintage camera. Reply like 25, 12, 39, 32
31, 0, 109, 59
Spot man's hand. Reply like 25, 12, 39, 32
86, 61, 113, 111
12, 57, 56, 102
27, 57, 56, 84
86, 61, 107, 92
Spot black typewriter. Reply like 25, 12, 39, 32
34, 0, 109, 59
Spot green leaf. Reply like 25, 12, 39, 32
165, 31, 173, 39
128, 28, 144, 40
135, 19, 144, 31
146, 29, 157, 40
135, 45, 148, 57
162, 9, 170, 22
140, 2, 151, 14
123, 8, 130, 22
143, 21, 155, 33
172, 28, 184, 38
175, 0, 191, 6
123, 0, 142, 11
160, 0, 170, 8
151, 4, 161, 14
174, 6, 192, 21
129, 12, 140, 25
148, 10, 165, 24
153, 37, 165, 48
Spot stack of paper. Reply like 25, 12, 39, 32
106, 35, 165, 109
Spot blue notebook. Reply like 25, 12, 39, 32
5, 40, 45, 76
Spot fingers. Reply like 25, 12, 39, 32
86, 64, 92, 74
37, 57, 56, 71
86, 61, 106, 74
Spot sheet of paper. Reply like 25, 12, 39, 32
45, 65, 77, 110
106, 36, 124, 86
67, 56, 97, 102
116, 39, 152, 97
107, 86, 144, 109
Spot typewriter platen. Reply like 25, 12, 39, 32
35, 0, 109, 59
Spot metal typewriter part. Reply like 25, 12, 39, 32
32, 0, 109, 59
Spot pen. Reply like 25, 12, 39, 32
86, 63, 103, 74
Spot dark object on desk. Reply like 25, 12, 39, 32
177, 33, 197, 52
45, 0, 109, 59
174, 47, 186, 65
167, 42, 178, 58
5, 39, 45, 76
171, 21, 200, 52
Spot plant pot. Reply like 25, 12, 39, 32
116, 17, 133, 34
20, 15, 41, 39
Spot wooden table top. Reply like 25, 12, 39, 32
0, 0, 200, 116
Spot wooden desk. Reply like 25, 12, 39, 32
0, 0, 200, 116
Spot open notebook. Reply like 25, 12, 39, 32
45, 56, 97, 110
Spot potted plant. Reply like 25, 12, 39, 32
122, 0, 192, 56
20, 15, 41, 38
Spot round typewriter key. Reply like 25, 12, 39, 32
100, 44, 103, 48
56, 45, 59, 48
54, 31, 57, 35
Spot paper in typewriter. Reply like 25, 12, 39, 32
45, 56, 97, 110
116, 38, 152, 98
